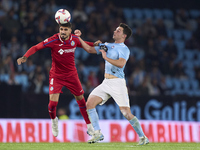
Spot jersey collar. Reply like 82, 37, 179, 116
58, 33, 72, 44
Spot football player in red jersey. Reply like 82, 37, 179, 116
17, 22, 99, 137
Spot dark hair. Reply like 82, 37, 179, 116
119, 23, 132, 40
59, 22, 72, 28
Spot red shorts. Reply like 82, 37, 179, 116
49, 74, 84, 96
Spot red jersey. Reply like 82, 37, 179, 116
24, 33, 94, 79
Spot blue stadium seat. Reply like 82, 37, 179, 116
173, 78, 182, 95
123, 8, 133, 20
165, 77, 173, 89
153, 9, 163, 19
167, 29, 173, 38
162, 9, 173, 19
189, 9, 200, 18
182, 79, 190, 91
184, 68, 195, 79
43, 86, 49, 94
174, 40, 185, 50
190, 79, 199, 90
15, 74, 29, 91
143, 8, 153, 19
0, 74, 9, 82
174, 49, 184, 63
194, 89, 200, 96
129, 47, 145, 60
132, 9, 143, 19
184, 50, 194, 60
172, 30, 183, 40
182, 60, 194, 69
182, 30, 192, 40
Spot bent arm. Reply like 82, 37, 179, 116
106, 57, 126, 68
100, 50, 126, 68
78, 37, 97, 54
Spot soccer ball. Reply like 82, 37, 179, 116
55, 9, 71, 24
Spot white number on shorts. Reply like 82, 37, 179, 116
50, 78, 54, 85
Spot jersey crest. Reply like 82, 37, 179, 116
71, 41, 75, 46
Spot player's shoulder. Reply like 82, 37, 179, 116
43, 33, 59, 46
44, 33, 59, 43
120, 43, 129, 50
71, 34, 79, 40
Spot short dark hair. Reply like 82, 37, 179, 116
59, 22, 72, 28
119, 23, 132, 40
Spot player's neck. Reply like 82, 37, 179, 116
115, 39, 124, 43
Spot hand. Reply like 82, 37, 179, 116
93, 40, 102, 46
17, 56, 27, 65
99, 50, 107, 60
74, 29, 82, 37
100, 45, 108, 52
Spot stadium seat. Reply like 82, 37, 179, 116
0, 74, 9, 82
182, 30, 192, 40
167, 29, 173, 38
129, 47, 145, 60
172, 30, 183, 40
189, 9, 200, 18
15, 74, 29, 91
183, 50, 194, 60
153, 9, 163, 19
190, 79, 199, 90
132, 9, 143, 19
165, 77, 173, 89
162, 9, 173, 19
182, 79, 190, 91
43, 86, 49, 94
184, 68, 195, 79
123, 8, 133, 20
143, 8, 153, 19
174, 40, 185, 50
182, 60, 194, 69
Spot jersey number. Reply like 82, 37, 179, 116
50, 78, 54, 85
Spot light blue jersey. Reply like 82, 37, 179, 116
95, 42, 130, 78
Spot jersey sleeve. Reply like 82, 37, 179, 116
76, 36, 94, 47
118, 47, 130, 61
24, 35, 57, 58
94, 46, 101, 55
23, 42, 45, 58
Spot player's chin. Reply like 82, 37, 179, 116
61, 35, 67, 40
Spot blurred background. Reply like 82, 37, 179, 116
0, 0, 200, 122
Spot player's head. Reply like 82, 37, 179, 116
59, 22, 72, 40
113, 23, 132, 42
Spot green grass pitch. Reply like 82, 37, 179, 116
0, 142, 199, 150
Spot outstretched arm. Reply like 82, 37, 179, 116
17, 42, 44, 65
78, 37, 97, 54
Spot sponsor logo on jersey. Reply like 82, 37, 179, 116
111, 46, 115, 49
58, 49, 64, 55
58, 48, 75, 55
71, 41, 75, 46
50, 87, 54, 91
59, 44, 63, 46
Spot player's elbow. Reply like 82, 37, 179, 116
118, 60, 126, 68
87, 49, 93, 53
118, 64, 124, 68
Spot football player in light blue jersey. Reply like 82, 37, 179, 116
78, 23, 149, 145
